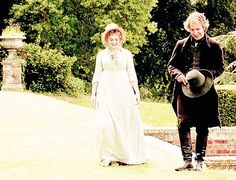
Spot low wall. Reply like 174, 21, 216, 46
144, 126, 236, 156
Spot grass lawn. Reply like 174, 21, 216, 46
140, 101, 176, 127
2, 91, 234, 179
49, 94, 177, 127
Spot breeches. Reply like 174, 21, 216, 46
177, 93, 207, 128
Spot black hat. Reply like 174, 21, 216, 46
182, 69, 213, 98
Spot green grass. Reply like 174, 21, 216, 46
140, 101, 176, 127
2, 91, 234, 179
47, 85, 236, 128
48, 93, 177, 127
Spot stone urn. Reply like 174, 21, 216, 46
0, 34, 26, 91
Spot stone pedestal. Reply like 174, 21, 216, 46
1, 50, 23, 91
0, 36, 25, 91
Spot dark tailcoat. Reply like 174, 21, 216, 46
168, 34, 224, 128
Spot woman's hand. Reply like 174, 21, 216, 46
91, 95, 96, 107
91, 82, 98, 107
135, 93, 140, 105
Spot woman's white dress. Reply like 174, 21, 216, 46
92, 48, 147, 164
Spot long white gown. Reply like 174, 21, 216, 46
92, 48, 147, 165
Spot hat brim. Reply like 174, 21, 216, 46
182, 69, 214, 98
101, 27, 126, 47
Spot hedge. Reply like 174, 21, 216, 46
22, 43, 84, 96
217, 85, 236, 126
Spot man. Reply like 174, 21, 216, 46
167, 11, 224, 171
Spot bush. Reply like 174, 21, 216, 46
217, 85, 236, 126
215, 72, 236, 85
140, 84, 168, 102
63, 76, 85, 97
22, 43, 83, 95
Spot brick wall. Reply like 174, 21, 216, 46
144, 126, 236, 156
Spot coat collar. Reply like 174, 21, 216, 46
182, 34, 211, 48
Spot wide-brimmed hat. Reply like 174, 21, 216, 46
182, 69, 214, 98
101, 23, 126, 47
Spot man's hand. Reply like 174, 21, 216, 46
176, 74, 188, 85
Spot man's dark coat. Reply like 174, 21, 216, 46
168, 34, 224, 128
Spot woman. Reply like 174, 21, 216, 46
91, 23, 147, 167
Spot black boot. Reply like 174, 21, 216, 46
175, 130, 193, 171
195, 135, 207, 161
194, 133, 208, 171
175, 161, 193, 171
179, 129, 193, 162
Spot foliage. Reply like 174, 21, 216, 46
2, 0, 235, 101
217, 87, 236, 126
0, 0, 22, 31
214, 31, 236, 85
22, 43, 84, 96
1, 23, 25, 36
136, 0, 235, 101
215, 31, 236, 52
63, 75, 85, 97
227, 61, 236, 73
215, 72, 236, 85
214, 31, 236, 65
8, 0, 157, 82
135, 0, 193, 101
140, 84, 168, 102
194, 0, 235, 36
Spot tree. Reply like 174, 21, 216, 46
135, 0, 193, 100
194, 0, 235, 36
214, 31, 236, 85
8, 0, 157, 81
214, 31, 236, 66
0, 0, 21, 31
135, 0, 235, 100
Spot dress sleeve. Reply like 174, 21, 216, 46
92, 52, 103, 84
126, 50, 138, 82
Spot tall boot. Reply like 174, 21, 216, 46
179, 130, 193, 162
194, 135, 208, 171
175, 130, 193, 171
195, 135, 208, 161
